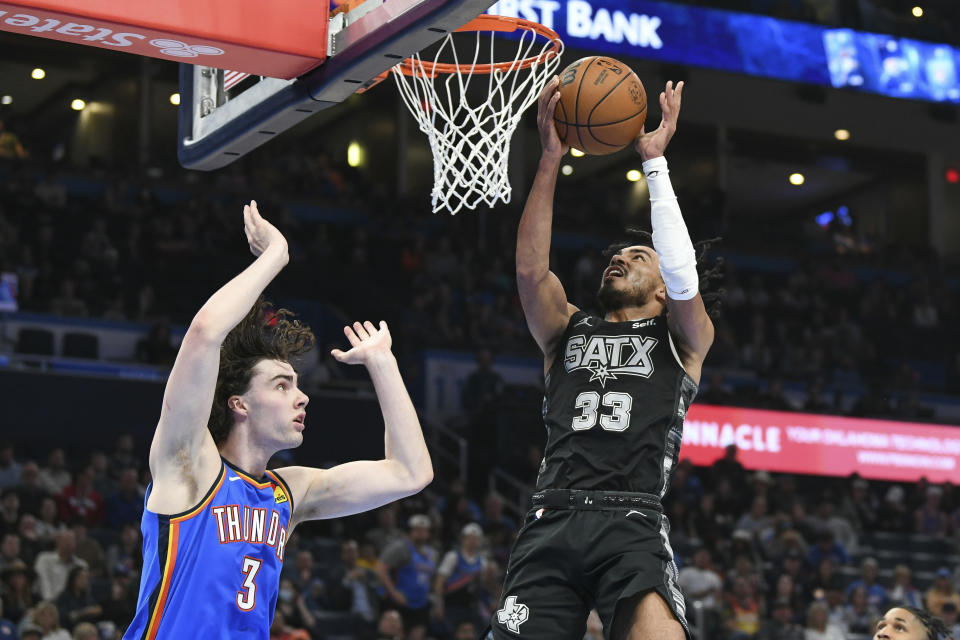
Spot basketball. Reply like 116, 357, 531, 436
553, 56, 647, 156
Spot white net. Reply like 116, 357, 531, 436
391, 20, 563, 215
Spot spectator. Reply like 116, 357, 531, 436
877, 485, 910, 533
460, 349, 503, 415
0, 445, 21, 490
105, 468, 142, 529
723, 575, 760, 640
375, 609, 404, 640
452, 619, 478, 640
273, 578, 315, 638
108, 435, 137, 476
34, 499, 64, 546
844, 557, 887, 610
809, 558, 845, 602
757, 598, 804, 640
736, 495, 772, 539
0, 121, 27, 159
677, 547, 722, 632
434, 523, 488, 630
803, 601, 845, 640
914, 485, 948, 536
841, 585, 881, 635
365, 505, 404, 554
0, 493, 18, 538
807, 531, 849, 568
21, 601, 70, 640
324, 539, 379, 636
57, 468, 104, 528
37, 451, 70, 497
104, 524, 140, 582
54, 567, 101, 626
87, 452, 111, 499
268, 609, 310, 640
940, 601, 960, 640
925, 567, 960, 616
71, 622, 98, 640
134, 321, 177, 366
33, 530, 87, 601
807, 500, 857, 554
17, 516, 42, 566
1, 560, 37, 623
480, 493, 516, 542
0, 535, 20, 574
375, 514, 436, 640
839, 477, 876, 532
888, 564, 923, 610
712, 444, 747, 494
99, 564, 136, 629
70, 526, 104, 580
17, 463, 49, 516
697, 372, 734, 405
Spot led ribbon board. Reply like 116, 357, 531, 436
489, 0, 960, 103
682, 404, 960, 482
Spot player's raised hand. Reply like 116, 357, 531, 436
242, 200, 288, 259
331, 321, 393, 365
634, 80, 684, 162
537, 76, 569, 159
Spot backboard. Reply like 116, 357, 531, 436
178, 0, 497, 171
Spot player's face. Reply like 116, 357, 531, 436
873, 608, 926, 640
597, 245, 665, 312
241, 359, 309, 449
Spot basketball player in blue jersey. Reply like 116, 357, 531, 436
487, 80, 714, 640
123, 201, 433, 639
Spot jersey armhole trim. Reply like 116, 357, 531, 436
667, 332, 685, 370
165, 463, 226, 523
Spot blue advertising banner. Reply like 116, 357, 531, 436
488, 0, 960, 103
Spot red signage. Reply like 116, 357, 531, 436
682, 404, 960, 482
0, 0, 328, 78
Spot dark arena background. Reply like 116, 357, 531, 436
1, 0, 960, 638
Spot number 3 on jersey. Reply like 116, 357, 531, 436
237, 556, 262, 611
572, 391, 633, 432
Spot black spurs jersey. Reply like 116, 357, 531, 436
537, 311, 698, 495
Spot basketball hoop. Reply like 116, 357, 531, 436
391, 15, 563, 215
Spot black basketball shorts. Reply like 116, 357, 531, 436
488, 494, 690, 640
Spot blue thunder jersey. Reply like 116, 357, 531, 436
124, 459, 294, 640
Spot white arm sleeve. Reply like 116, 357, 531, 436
642, 156, 698, 300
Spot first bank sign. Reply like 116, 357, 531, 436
488, 0, 664, 49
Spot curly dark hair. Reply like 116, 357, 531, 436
207, 297, 316, 445
884, 606, 951, 640
602, 228, 724, 318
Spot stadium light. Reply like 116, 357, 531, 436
789, 173, 805, 186
170, 93, 181, 106
570, 148, 585, 157
561, 164, 573, 176
626, 169, 643, 182
347, 141, 364, 167
834, 129, 850, 141
71, 99, 86, 111
31, 68, 45, 80
1, 95, 11, 105
912, 6, 923, 17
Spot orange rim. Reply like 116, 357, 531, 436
392, 14, 562, 77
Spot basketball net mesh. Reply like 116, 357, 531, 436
392, 24, 562, 215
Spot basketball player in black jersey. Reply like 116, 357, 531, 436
487, 79, 713, 640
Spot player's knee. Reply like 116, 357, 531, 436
611, 591, 685, 640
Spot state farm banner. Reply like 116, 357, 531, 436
682, 405, 960, 483
0, 0, 328, 78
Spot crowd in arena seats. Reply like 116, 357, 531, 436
1, 151, 957, 425
4, 437, 960, 639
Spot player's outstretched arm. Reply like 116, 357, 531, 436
517, 76, 578, 366
277, 321, 432, 525
635, 81, 714, 384
148, 201, 289, 507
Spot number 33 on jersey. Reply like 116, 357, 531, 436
538, 312, 697, 495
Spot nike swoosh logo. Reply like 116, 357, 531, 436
229, 476, 243, 481
626, 510, 647, 519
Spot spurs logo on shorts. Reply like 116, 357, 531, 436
497, 595, 530, 633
